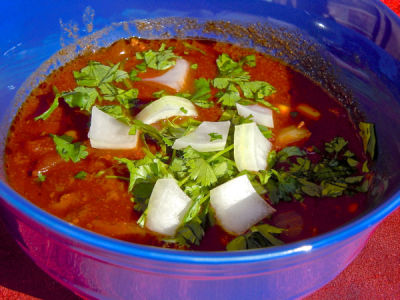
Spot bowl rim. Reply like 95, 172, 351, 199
1, 0, 400, 266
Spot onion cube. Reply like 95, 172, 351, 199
236, 103, 274, 128
143, 59, 190, 92
234, 122, 272, 171
135, 95, 197, 125
172, 121, 230, 152
88, 106, 138, 149
145, 178, 192, 236
210, 175, 276, 235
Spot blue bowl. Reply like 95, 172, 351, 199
0, 1, 400, 299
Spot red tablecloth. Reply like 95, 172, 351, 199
1, 1, 399, 299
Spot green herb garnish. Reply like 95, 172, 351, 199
36, 172, 46, 182
50, 134, 88, 163
212, 53, 277, 109
136, 43, 180, 70
74, 171, 88, 179
226, 224, 285, 251
209, 132, 222, 141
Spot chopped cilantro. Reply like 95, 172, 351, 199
34, 94, 60, 121
115, 153, 172, 213
136, 43, 180, 70
257, 125, 273, 139
238, 81, 275, 101
74, 171, 87, 179
62, 87, 98, 112
129, 69, 142, 81
180, 107, 188, 114
263, 136, 368, 203
209, 132, 222, 141
226, 224, 284, 250
212, 53, 276, 108
153, 90, 167, 98
359, 122, 376, 160
182, 41, 206, 55
50, 134, 88, 163
189, 78, 214, 108
73, 61, 128, 87
36, 172, 46, 182
130, 119, 173, 151
98, 83, 138, 109
191, 64, 198, 70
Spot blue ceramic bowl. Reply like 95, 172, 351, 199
0, 1, 400, 299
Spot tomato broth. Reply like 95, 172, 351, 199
4, 39, 370, 251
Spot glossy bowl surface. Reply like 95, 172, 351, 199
0, 1, 400, 299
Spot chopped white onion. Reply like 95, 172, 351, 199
172, 121, 230, 152
236, 103, 274, 128
145, 178, 192, 236
143, 59, 190, 92
234, 122, 272, 171
135, 95, 198, 125
88, 106, 138, 149
210, 175, 276, 235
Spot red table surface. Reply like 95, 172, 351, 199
1, 1, 399, 299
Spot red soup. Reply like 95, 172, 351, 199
4, 38, 374, 251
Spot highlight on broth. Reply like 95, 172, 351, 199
5, 38, 376, 251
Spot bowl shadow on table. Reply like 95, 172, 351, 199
0, 216, 80, 300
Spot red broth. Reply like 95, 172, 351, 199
4, 39, 368, 251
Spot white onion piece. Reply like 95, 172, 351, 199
143, 59, 190, 92
172, 121, 230, 152
236, 103, 274, 128
88, 106, 138, 149
135, 95, 198, 125
145, 178, 192, 236
210, 175, 276, 235
234, 122, 272, 171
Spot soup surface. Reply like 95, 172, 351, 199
5, 38, 373, 251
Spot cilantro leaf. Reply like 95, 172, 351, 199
34, 94, 60, 121
73, 61, 128, 87
115, 154, 171, 212
136, 43, 180, 70
359, 122, 376, 160
238, 81, 275, 100
216, 84, 241, 106
189, 78, 214, 108
215, 53, 251, 79
153, 90, 167, 98
209, 132, 222, 141
36, 172, 46, 182
130, 119, 173, 151
182, 147, 218, 187
227, 224, 284, 251
50, 134, 88, 163
212, 54, 275, 107
182, 41, 206, 55
98, 83, 139, 109
129, 69, 142, 82
172, 218, 206, 246
325, 137, 348, 154
74, 171, 87, 179
62, 87, 98, 112
257, 125, 273, 139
